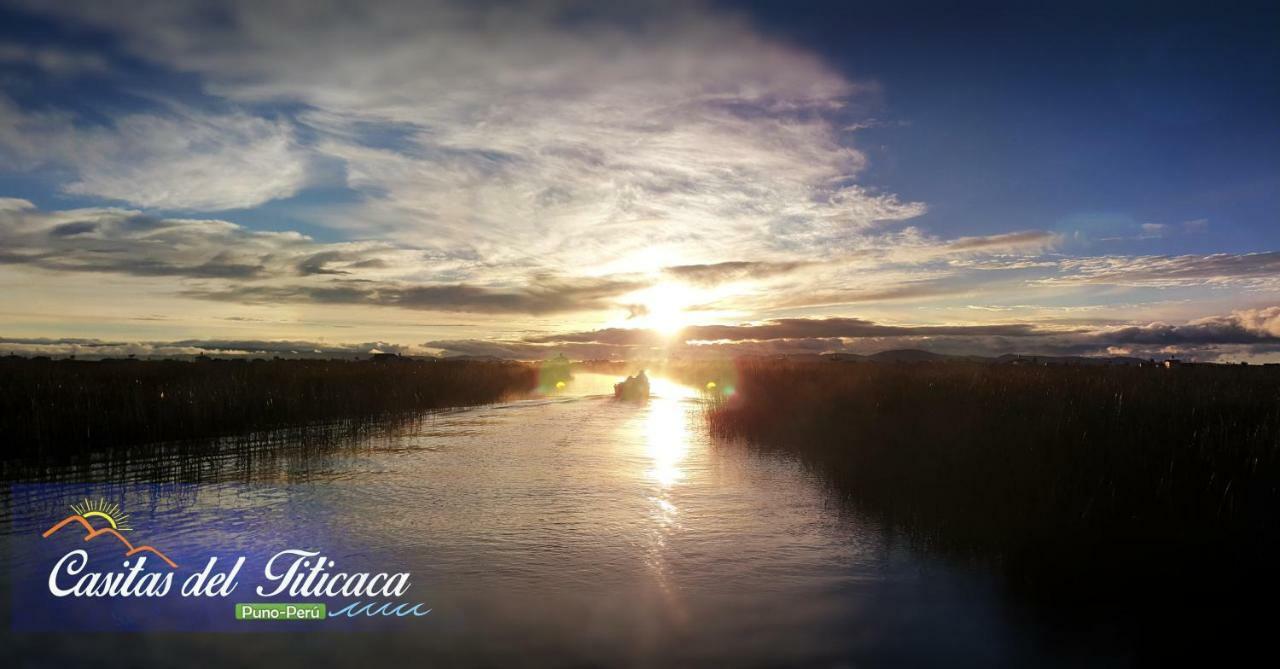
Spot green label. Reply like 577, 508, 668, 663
235, 602, 327, 621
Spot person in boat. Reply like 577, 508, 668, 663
614, 369, 650, 400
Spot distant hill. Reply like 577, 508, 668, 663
993, 353, 1150, 366
867, 349, 950, 363
813, 349, 1155, 366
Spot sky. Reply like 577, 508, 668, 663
1, 0, 1278, 361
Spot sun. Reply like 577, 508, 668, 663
637, 282, 692, 336
70, 498, 131, 531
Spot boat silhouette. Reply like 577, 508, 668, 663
614, 370, 650, 401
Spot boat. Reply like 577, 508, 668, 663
614, 370, 650, 401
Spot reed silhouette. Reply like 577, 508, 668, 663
704, 358, 1280, 625
0, 356, 537, 458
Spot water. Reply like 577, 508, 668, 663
2, 374, 1102, 666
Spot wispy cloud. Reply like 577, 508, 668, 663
0, 2, 1275, 357
1042, 252, 1280, 288
662, 260, 811, 285
0, 99, 309, 210
11, 0, 925, 267
945, 230, 1059, 252
0, 41, 108, 75
0, 199, 382, 279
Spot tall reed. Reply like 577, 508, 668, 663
0, 356, 537, 458
705, 358, 1280, 604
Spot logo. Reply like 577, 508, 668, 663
43, 498, 178, 569
17, 486, 432, 630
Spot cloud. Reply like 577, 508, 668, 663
12, 0, 925, 268
662, 260, 809, 285
0, 336, 416, 359
424, 308, 1280, 361
0, 42, 109, 75
679, 318, 1048, 341
773, 280, 974, 308
0, 200, 650, 314
2, 1, 1272, 354
434, 316, 1055, 358
516, 317, 1047, 347
1043, 252, 1280, 288
2, 200, 1046, 316
296, 251, 370, 276
186, 275, 649, 315
525, 327, 670, 346
945, 230, 1059, 252
1098, 307, 1280, 346
7, 308, 1280, 362
0, 200, 376, 279
1231, 306, 1280, 337
421, 338, 632, 360
0, 99, 310, 210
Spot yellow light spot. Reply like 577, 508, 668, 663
705, 381, 717, 390
555, 380, 566, 389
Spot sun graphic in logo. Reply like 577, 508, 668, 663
70, 498, 132, 531
44, 497, 176, 568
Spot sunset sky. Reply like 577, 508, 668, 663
2, 1, 1278, 361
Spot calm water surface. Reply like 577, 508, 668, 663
3, 374, 1107, 667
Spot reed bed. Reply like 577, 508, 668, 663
0, 356, 537, 458
704, 358, 1280, 605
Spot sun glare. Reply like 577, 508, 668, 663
637, 282, 692, 336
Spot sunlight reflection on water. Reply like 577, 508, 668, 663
645, 394, 690, 487
633, 377, 700, 626
1, 372, 1049, 666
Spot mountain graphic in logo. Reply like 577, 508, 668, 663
42, 498, 178, 569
